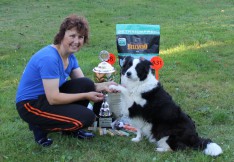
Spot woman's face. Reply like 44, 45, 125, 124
61, 27, 84, 54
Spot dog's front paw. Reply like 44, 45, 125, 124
149, 136, 156, 143
109, 84, 117, 89
109, 85, 122, 92
131, 137, 141, 142
155, 147, 171, 152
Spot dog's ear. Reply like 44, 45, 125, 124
141, 58, 152, 66
139, 57, 145, 61
123, 56, 132, 67
139, 57, 152, 66
124, 56, 132, 61
148, 59, 153, 66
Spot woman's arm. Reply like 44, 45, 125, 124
42, 79, 104, 105
70, 68, 84, 79
70, 67, 118, 93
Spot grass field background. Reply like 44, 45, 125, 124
0, 0, 234, 161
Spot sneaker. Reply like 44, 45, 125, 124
74, 130, 95, 139
62, 130, 95, 139
36, 138, 53, 147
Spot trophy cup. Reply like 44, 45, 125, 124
93, 50, 115, 128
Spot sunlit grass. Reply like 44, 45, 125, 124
161, 41, 224, 55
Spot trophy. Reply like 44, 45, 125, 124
93, 50, 115, 128
98, 93, 113, 127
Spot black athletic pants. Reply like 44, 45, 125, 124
16, 77, 101, 134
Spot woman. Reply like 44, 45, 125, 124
16, 14, 116, 147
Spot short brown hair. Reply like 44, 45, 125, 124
53, 14, 89, 45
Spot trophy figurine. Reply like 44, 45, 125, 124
93, 50, 115, 127
99, 94, 111, 117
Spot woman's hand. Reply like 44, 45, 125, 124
86, 92, 104, 102
95, 81, 119, 93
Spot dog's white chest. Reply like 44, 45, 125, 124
119, 92, 146, 116
121, 91, 146, 107
130, 93, 146, 107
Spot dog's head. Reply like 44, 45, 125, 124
121, 56, 154, 84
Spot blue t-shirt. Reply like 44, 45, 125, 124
16, 45, 79, 103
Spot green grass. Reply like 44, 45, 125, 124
0, 0, 234, 161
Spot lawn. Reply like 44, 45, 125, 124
0, 0, 233, 161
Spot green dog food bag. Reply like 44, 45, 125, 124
116, 24, 160, 66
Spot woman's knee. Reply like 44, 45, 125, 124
60, 77, 95, 93
82, 111, 96, 128
81, 77, 95, 91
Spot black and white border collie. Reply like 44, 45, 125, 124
109, 56, 222, 156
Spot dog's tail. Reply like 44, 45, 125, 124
196, 137, 223, 156
184, 114, 223, 156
